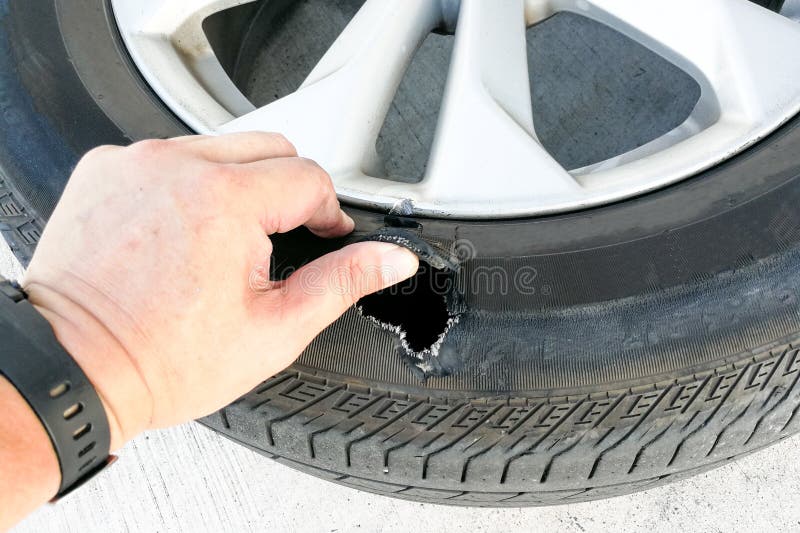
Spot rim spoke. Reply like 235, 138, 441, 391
113, 0, 257, 35
112, 0, 258, 129
113, 0, 800, 217
574, 0, 800, 124
219, 0, 442, 177
416, 0, 580, 210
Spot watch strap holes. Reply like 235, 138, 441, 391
49, 381, 70, 398
63, 402, 84, 420
72, 423, 92, 440
78, 441, 96, 458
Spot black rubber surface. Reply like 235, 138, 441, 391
206, 336, 800, 505
755, 0, 787, 11
1, 0, 799, 505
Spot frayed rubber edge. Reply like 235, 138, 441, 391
364, 233, 459, 272
356, 305, 461, 374
355, 226, 461, 272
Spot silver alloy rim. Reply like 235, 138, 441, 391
111, 0, 800, 218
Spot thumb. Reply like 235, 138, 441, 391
278, 241, 420, 340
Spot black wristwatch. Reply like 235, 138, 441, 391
0, 276, 114, 500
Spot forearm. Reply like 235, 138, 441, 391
0, 376, 59, 529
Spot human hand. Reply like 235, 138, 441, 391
22, 133, 419, 450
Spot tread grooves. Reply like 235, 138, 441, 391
680, 375, 713, 415
627, 421, 675, 474
540, 433, 587, 483
760, 351, 786, 392
592, 426, 616, 449
264, 386, 344, 447
307, 395, 392, 458
210, 412, 800, 506
254, 373, 296, 396
590, 395, 626, 428
505, 403, 544, 435
745, 369, 800, 445
344, 401, 423, 468
705, 400, 754, 458
421, 405, 504, 480
681, 410, 701, 431
204, 339, 800, 505
500, 399, 587, 484
460, 437, 502, 483
384, 434, 418, 468
587, 387, 672, 480
780, 401, 800, 433
668, 365, 750, 468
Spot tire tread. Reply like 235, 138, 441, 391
0, 174, 42, 266
203, 341, 800, 505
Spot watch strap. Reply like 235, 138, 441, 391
0, 278, 113, 499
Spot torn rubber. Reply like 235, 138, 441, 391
355, 228, 463, 375
356, 226, 461, 272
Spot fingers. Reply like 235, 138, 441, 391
270, 242, 420, 342
304, 191, 355, 239
235, 157, 354, 238
168, 135, 212, 143
168, 132, 354, 238
184, 131, 298, 163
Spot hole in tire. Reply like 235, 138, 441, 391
357, 263, 457, 354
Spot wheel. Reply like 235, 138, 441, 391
2, 0, 800, 505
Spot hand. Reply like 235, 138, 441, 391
22, 133, 419, 450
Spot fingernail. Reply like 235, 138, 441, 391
380, 244, 420, 283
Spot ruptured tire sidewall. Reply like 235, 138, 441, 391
1, 0, 799, 505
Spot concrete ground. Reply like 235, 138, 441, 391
7, 2, 800, 531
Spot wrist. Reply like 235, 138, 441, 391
24, 283, 153, 451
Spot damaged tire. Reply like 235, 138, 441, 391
221, 134, 800, 504
2, 0, 800, 505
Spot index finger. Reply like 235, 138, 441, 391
233, 157, 354, 238
186, 131, 298, 164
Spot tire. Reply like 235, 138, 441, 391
2, 0, 800, 506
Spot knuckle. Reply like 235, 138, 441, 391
266, 132, 297, 155
297, 157, 324, 175
72, 145, 120, 180
297, 158, 332, 188
83, 144, 118, 160
178, 164, 231, 205
130, 138, 170, 158
198, 162, 250, 192
201, 162, 237, 182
